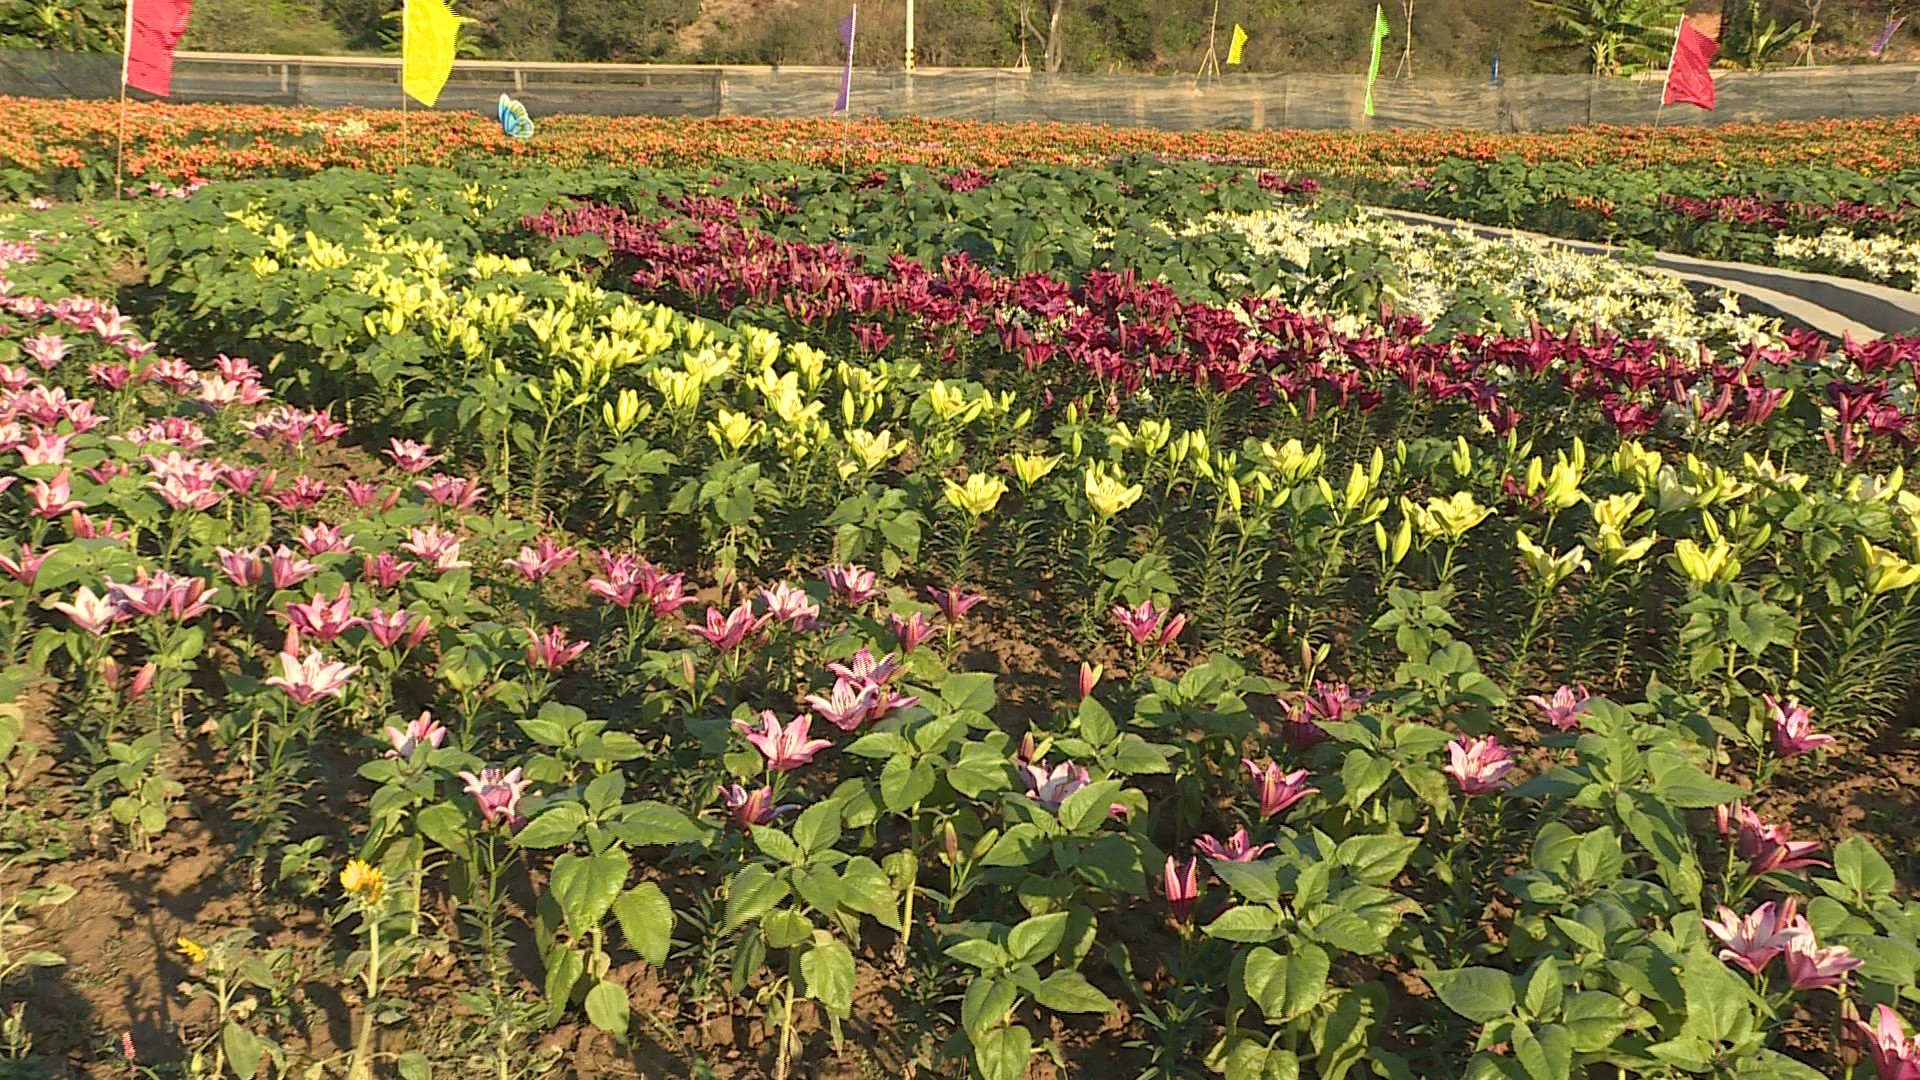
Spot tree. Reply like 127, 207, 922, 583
1019, 0, 1067, 71
1528, 0, 1681, 72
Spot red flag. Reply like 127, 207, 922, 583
1662, 20, 1718, 110
125, 0, 195, 98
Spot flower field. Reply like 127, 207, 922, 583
0, 121, 1918, 1080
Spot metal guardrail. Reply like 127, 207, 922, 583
4, 48, 1920, 130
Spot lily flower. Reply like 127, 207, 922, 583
51, 585, 126, 635
1163, 855, 1199, 923
1767, 695, 1835, 758
1195, 827, 1274, 863
1445, 735, 1516, 795
384, 711, 448, 759
265, 648, 360, 705
1243, 759, 1317, 818
735, 711, 833, 771
717, 783, 800, 828
687, 600, 770, 653
1526, 684, 1591, 731
927, 584, 985, 623
1703, 898, 1806, 974
804, 677, 882, 732
821, 563, 881, 605
524, 624, 589, 672
885, 611, 938, 653
459, 766, 530, 831
1782, 933, 1864, 992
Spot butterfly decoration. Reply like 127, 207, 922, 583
497, 93, 533, 139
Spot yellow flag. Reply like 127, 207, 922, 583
1227, 23, 1248, 65
402, 0, 462, 108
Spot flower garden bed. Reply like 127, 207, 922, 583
0, 143, 1916, 1080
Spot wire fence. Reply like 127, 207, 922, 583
4, 47, 1920, 130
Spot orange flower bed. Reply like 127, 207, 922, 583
3, 96, 1917, 186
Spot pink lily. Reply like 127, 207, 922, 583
0, 545, 47, 587
927, 584, 985, 622
383, 438, 443, 474
29, 469, 84, 518
107, 570, 219, 622
804, 677, 882, 732
757, 581, 822, 632
213, 546, 265, 590
399, 525, 469, 573
459, 766, 530, 831
1767, 695, 1835, 758
269, 546, 322, 591
1445, 735, 1516, 795
1703, 898, 1806, 974
1526, 685, 1591, 731
1163, 855, 1200, 923
821, 563, 881, 605
365, 607, 432, 651
504, 538, 577, 583
276, 584, 363, 643
296, 524, 356, 557
524, 624, 589, 672
686, 601, 771, 653
267, 475, 328, 512
717, 783, 800, 828
1195, 827, 1275, 863
51, 586, 126, 635
384, 711, 448, 759
1851, 1005, 1920, 1080
827, 647, 900, 686
1243, 759, 1318, 818
415, 473, 486, 511
361, 551, 417, 589
265, 649, 360, 705
734, 711, 833, 771
1782, 933, 1864, 992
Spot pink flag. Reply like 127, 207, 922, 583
125, 0, 195, 97
1662, 19, 1718, 111
835, 6, 856, 114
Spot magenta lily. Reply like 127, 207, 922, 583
0, 544, 48, 587
276, 584, 364, 643
1852, 1005, 1920, 1080
1782, 934, 1864, 992
927, 584, 985, 624
1526, 684, 1591, 731
384, 711, 448, 759
804, 677, 882, 732
736, 711, 833, 771
886, 611, 938, 653
687, 600, 771, 653
717, 783, 800, 828
1243, 759, 1317, 818
1445, 735, 1516, 795
264, 649, 360, 705
1722, 804, 1827, 877
1767, 695, 1835, 758
1163, 855, 1200, 923
1703, 898, 1806, 974
822, 563, 881, 605
364, 606, 432, 651
524, 624, 589, 671
504, 537, 577, 583
1195, 827, 1275, 863
459, 766, 530, 832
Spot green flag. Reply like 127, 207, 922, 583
1364, 5, 1390, 117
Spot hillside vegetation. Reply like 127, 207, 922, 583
2, 0, 1911, 77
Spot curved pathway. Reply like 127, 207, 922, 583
1374, 207, 1920, 343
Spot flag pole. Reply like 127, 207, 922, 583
1651, 16, 1682, 172
116, 0, 135, 200
401, 0, 410, 170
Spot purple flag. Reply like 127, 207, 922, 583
1871, 15, 1905, 55
836, 6, 856, 114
